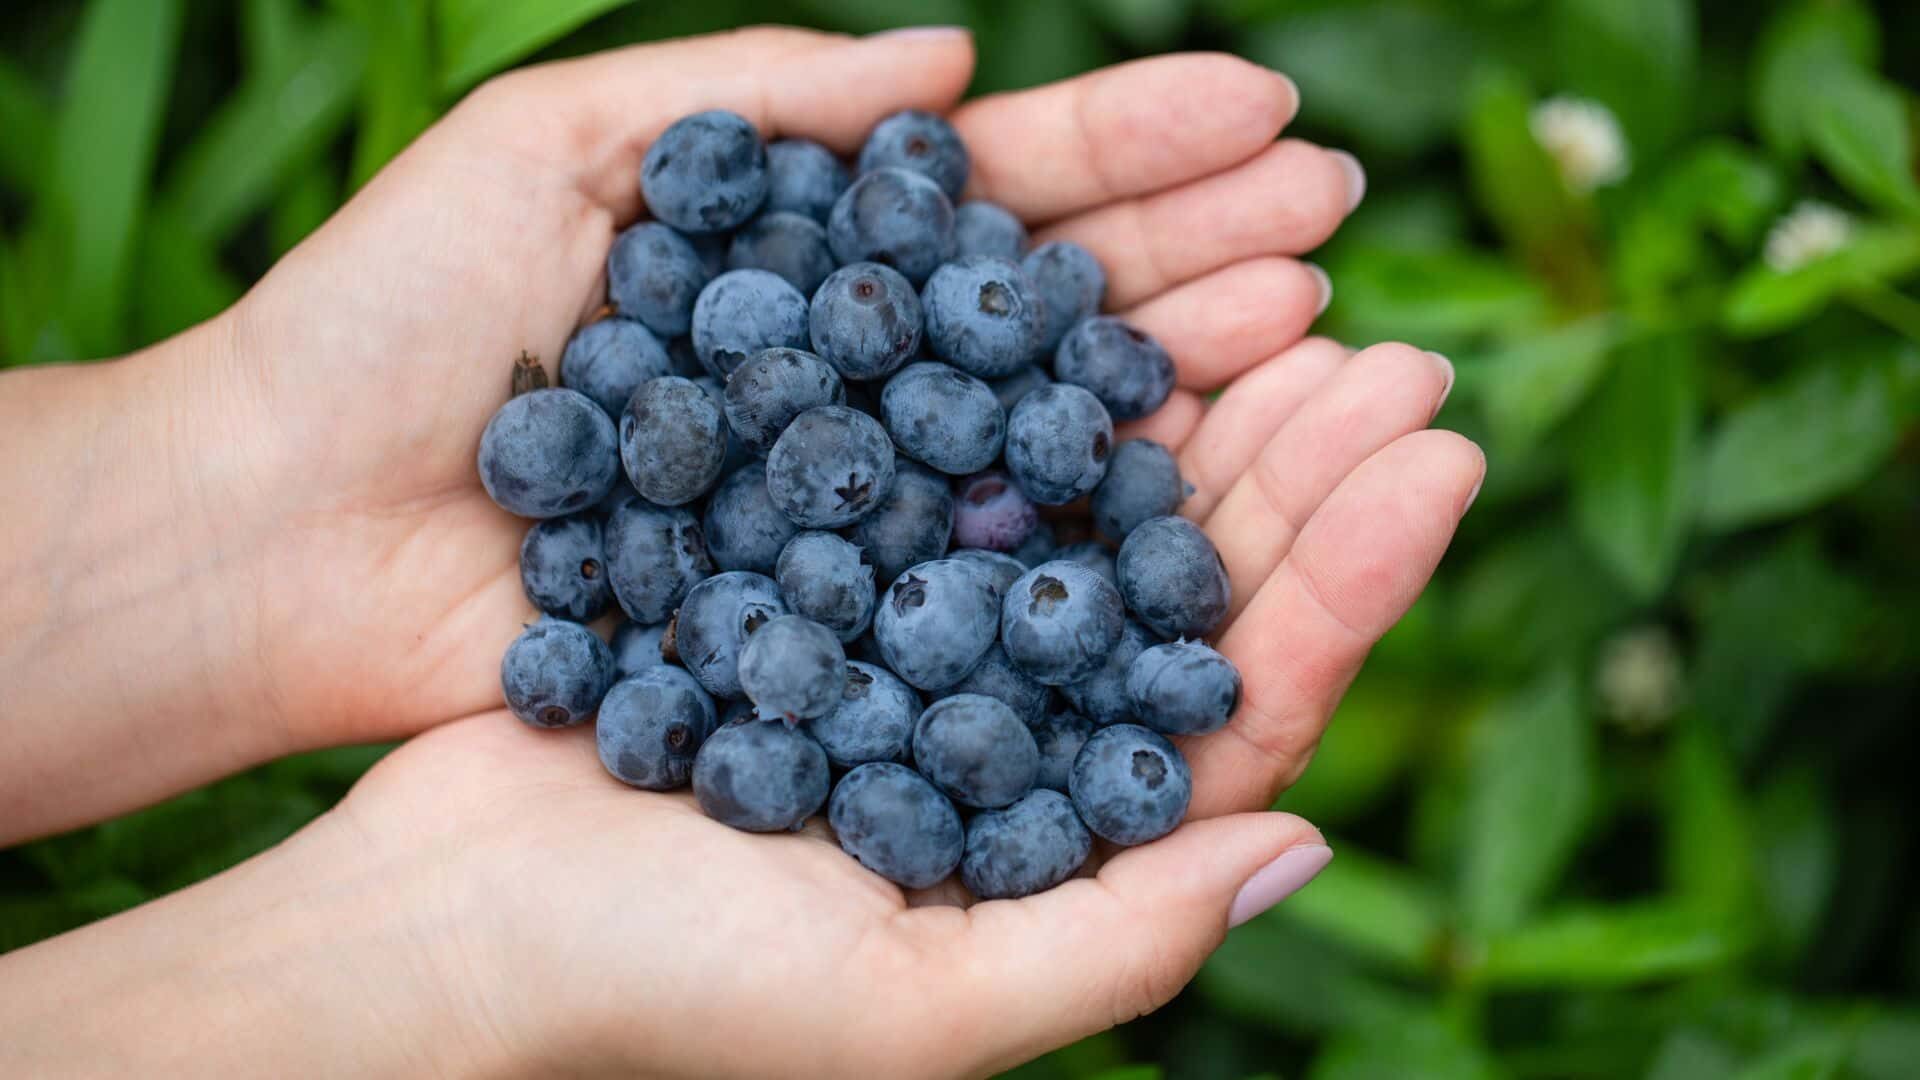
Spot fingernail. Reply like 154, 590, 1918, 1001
1304, 262, 1332, 315
1427, 350, 1455, 419
1464, 471, 1486, 512
1228, 844, 1333, 928
1328, 149, 1366, 212
866, 25, 971, 41
1276, 72, 1301, 116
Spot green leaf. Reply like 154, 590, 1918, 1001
1324, 244, 1545, 348
1473, 315, 1621, 457
244, 0, 306, 75
1617, 142, 1785, 313
1570, 336, 1697, 597
437, 0, 638, 94
45, 0, 184, 356
972, 1, 1107, 94
1664, 720, 1760, 926
1274, 674, 1422, 826
1647, 1029, 1741, 1080
1807, 71, 1920, 216
131, 207, 243, 345
1852, 1013, 1920, 1080
1087, 0, 1192, 50
269, 166, 341, 258
0, 57, 52, 197
1089, 1068, 1162, 1080
1699, 343, 1920, 528
785, 0, 973, 35
1308, 1012, 1498, 1080
1734, 1031, 1853, 1080
1553, 0, 1696, 156
1459, 665, 1593, 937
1200, 917, 1425, 1034
1752, 769, 1838, 960
342, 0, 435, 188
1462, 70, 1604, 306
1279, 844, 1444, 977
1478, 902, 1744, 987
1723, 224, 1920, 336
1751, 0, 1879, 157
1453, 523, 1632, 673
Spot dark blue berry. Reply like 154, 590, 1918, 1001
603, 493, 714, 624
1116, 516, 1231, 640
1027, 709, 1095, 792
951, 471, 1037, 552
619, 376, 726, 506
671, 570, 788, 700
842, 458, 952, 584
912, 693, 1040, 808
1061, 619, 1155, 726
1005, 383, 1113, 505
1054, 316, 1177, 421
809, 262, 923, 381
961, 789, 1092, 899
693, 719, 829, 832
946, 548, 1027, 600
665, 335, 706, 378
936, 644, 1047, 724
1069, 723, 1191, 845
501, 619, 614, 728
1011, 519, 1057, 567
879, 361, 1006, 475
775, 531, 874, 642
1001, 560, 1127, 685
1051, 540, 1119, 589
1091, 439, 1191, 540
858, 110, 969, 197
988, 365, 1050, 414
1127, 640, 1242, 736
519, 514, 612, 621
561, 317, 671, 417
829, 763, 964, 888
691, 269, 810, 379
610, 619, 668, 676
702, 463, 800, 575
827, 167, 955, 285
873, 558, 1000, 691
809, 660, 920, 767
478, 388, 621, 518
738, 615, 847, 721
721, 347, 844, 455
765, 138, 850, 223
921, 255, 1044, 378
608, 223, 710, 338
1022, 241, 1107, 352
726, 211, 836, 296
690, 375, 755, 475
953, 200, 1028, 260
765, 405, 897, 528
640, 109, 768, 234
597, 666, 718, 789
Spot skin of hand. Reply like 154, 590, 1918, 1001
0, 25, 1485, 1079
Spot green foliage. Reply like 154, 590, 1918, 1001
3, 1, 1918, 1076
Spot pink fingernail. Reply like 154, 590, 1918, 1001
1328, 150, 1366, 212
1227, 844, 1333, 928
1304, 262, 1332, 316
866, 25, 971, 41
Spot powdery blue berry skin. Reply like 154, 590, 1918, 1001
809, 660, 921, 767
1053, 316, 1177, 421
842, 458, 953, 585
857, 109, 970, 199
1127, 640, 1242, 736
1027, 709, 1095, 792
809, 262, 924, 381
519, 514, 613, 622
765, 406, 898, 529
640, 109, 769, 234
603, 492, 714, 624
501, 619, 615, 729
725, 211, 837, 297
1000, 560, 1127, 685
988, 365, 1050, 414
1061, 620, 1156, 726
560, 317, 672, 417
609, 620, 668, 677
912, 693, 1040, 809
1005, 383, 1114, 505
619, 376, 727, 507
702, 464, 800, 575
776, 531, 875, 642
478, 388, 621, 518
880, 361, 1006, 475
961, 788, 1093, 899
691, 269, 811, 379
596, 666, 718, 790
873, 558, 1001, 691
1091, 439, 1190, 541
671, 571, 788, 700
1051, 540, 1119, 590
665, 335, 706, 378
947, 548, 1028, 601
607, 223, 710, 338
953, 200, 1029, 260
1012, 519, 1057, 567
920, 256, 1045, 379
829, 762, 965, 889
1022, 241, 1108, 353
690, 375, 755, 475
765, 138, 850, 223
738, 615, 847, 721
693, 719, 829, 832
827, 167, 955, 286
1069, 723, 1192, 846
1116, 516, 1232, 640
951, 471, 1038, 552
722, 348, 845, 456
935, 644, 1048, 724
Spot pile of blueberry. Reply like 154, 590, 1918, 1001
479, 107, 1242, 899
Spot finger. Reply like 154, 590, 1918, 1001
1115, 390, 1205, 451
902, 812, 1328, 1075
1121, 257, 1331, 391
1034, 139, 1359, 308
1203, 344, 1453, 614
1190, 430, 1484, 816
1175, 337, 1350, 520
952, 54, 1298, 224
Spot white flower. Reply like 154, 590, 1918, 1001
1595, 626, 1684, 733
1529, 96, 1630, 194
1763, 200, 1853, 273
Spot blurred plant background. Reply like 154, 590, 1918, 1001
3, 0, 1919, 1076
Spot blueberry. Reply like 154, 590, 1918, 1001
809, 660, 921, 767
1027, 709, 1095, 792
857, 109, 969, 198
1022, 241, 1107, 353
879, 361, 1006, 475
689, 232, 728, 278
946, 548, 1028, 600
671, 571, 788, 700
690, 374, 755, 475
1005, 384, 1113, 505
765, 138, 850, 223
618, 376, 726, 506
843, 458, 953, 584
912, 693, 1040, 808
1091, 439, 1190, 540
987, 364, 1050, 414
519, 514, 613, 621
738, 615, 847, 721
721, 699, 760, 726
776, 531, 875, 642
640, 109, 768, 234
1116, 516, 1231, 640
1050, 540, 1119, 589
691, 269, 811, 379
604, 493, 714, 624
961, 789, 1092, 899
702, 463, 800, 575
935, 644, 1047, 724
721, 347, 844, 456
597, 666, 718, 789
665, 335, 706, 378
829, 762, 964, 888
1011, 519, 1057, 567
1001, 560, 1127, 685
765, 405, 897, 528
501, 619, 614, 728
1069, 724, 1191, 845
951, 471, 1038, 552
921, 256, 1044, 379
607, 223, 710, 338
610, 619, 668, 676
953, 200, 1028, 260
809, 262, 924, 381
1127, 640, 1242, 736
827, 167, 955, 285
693, 718, 829, 832
560, 317, 671, 417
1054, 316, 1176, 421
873, 558, 1000, 690
478, 388, 621, 518
1061, 620, 1155, 726
726, 211, 836, 296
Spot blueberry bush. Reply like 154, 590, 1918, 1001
3, 1, 1918, 1076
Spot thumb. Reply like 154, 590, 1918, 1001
932, 811, 1331, 1076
